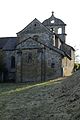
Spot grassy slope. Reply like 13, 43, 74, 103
0, 71, 80, 120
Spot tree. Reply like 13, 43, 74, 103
74, 45, 80, 63
74, 63, 80, 71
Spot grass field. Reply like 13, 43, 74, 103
0, 78, 64, 120
0, 71, 80, 120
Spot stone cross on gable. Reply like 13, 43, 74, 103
52, 11, 54, 16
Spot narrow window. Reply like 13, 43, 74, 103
58, 28, 62, 34
52, 35, 55, 46
51, 63, 55, 68
34, 24, 37, 27
27, 53, 32, 63
11, 56, 15, 68
55, 36, 58, 48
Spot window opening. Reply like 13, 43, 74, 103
11, 56, 15, 68
50, 28, 54, 33
51, 20, 54, 23
27, 53, 32, 63
58, 28, 62, 34
34, 24, 36, 27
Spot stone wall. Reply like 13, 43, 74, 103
62, 57, 74, 76
3, 50, 16, 82
16, 46, 62, 82
16, 37, 43, 82
17, 19, 51, 44
17, 49, 41, 82
45, 48, 62, 80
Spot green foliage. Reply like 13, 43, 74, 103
74, 63, 80, 71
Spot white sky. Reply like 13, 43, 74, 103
0, 0, 80, 62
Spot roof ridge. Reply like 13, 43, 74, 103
0, 37, 17, 39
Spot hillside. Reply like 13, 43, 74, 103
0, 70, 80, 120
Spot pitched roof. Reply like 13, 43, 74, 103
0, 37, 17, 50
17, 18, 52, 35
16, 37, 65, 56
0, 38, 8, 49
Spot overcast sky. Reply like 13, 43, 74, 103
0, 0, 80, 61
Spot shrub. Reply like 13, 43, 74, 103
74, 63, 80, 71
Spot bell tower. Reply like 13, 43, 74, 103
42, 12, 66, 43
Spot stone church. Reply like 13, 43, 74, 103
0, 12, 75, 82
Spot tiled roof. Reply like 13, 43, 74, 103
0, 38, 8, 49
0, 37, 17, 50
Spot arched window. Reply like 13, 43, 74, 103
33, 35, 39, 41
51, 20, 54, 23
27, 53, 32, 63
11, 56, 15, 68
58, 28, 62, 34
